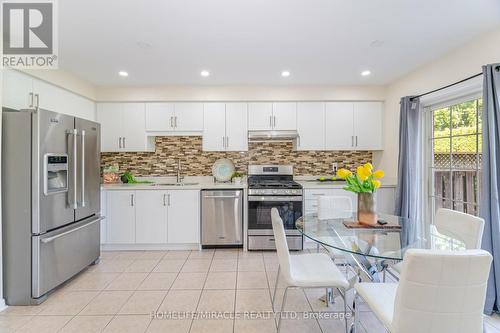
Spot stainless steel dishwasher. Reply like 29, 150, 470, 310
201, 190, 243, 247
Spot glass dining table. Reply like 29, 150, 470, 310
296, 211, 465, 284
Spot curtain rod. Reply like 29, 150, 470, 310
410, 72, 483, 101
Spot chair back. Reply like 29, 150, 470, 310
317, 195, 353, 220
270, 208, 293, 284
392, 249, 492, 333
435, 208, 485, 249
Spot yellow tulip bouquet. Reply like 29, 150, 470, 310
336, 163, 384, 193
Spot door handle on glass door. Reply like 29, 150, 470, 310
80, 130, 86, 207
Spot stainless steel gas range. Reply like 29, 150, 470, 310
247, 165, 303, 251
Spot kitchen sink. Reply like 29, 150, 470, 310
150, 182, 199, 186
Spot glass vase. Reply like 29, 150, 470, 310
357, 192, 377, 225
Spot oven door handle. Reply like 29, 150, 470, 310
248, 196, 303, 202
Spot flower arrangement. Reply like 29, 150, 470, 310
336, 163, 384, 193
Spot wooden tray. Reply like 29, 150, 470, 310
343, 221, 402, 230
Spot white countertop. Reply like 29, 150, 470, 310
101, 176, 247, 191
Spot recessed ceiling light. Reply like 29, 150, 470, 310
136, 41, 153, 49
370, 40, 384, 48
361, 70, 371, 76
200, 70, 210, 77
118, 71, 128, 77
281, 71, 291, 77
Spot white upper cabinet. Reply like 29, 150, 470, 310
144, 102, 203, 133
325, 102, 355, 150
145, 103, 175, 131
122, 103, 147, 151
202, 103, 226, 151
3, 69, 33, 110
248, 102, 296, 131
353, 102, 383, 150
272, 102, 297, 131
296, 102, 325, 150
174, 103, 204, 132
3, 69, 95, 120
97, 103, 149, 152
225, 102, 248, 151
202, 102, 248, 152
248, 102, 273, 130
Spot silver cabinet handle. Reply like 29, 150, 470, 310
35, 94, 40, 108
29, 92, 34, 108
351, 136, 354, 147
167, 194, 171, 206
273, 116, 276, 128
119, 137, 122, 149
123, 137, 126, 148
80, 130, 86, 207
130, 194, 134, 206
174, 116, 177, 128
41, 216, 104, 244
163, 194, 167, 206
312, 193, 325, 196
222, 136, 225, 148
170, 116, 173, 128
204, 195, 240, 199
269, 115, 272, 128
225, 136, 229, 148
355, 136, 358, 147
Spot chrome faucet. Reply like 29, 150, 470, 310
176, 159, 184, 183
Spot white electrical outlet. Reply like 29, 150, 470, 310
332, 163, 338, 174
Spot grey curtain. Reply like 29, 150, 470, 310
395, 96, 421, 244
481, 63, 500, 315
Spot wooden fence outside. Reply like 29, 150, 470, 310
434, 170, 480, 216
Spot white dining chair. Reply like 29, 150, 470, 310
354, 249, 492, 333
385, 208, 485, 280
317, 195, 353, 220
270, 208, 350, 333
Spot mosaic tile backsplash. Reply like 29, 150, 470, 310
101, 136, 372, 176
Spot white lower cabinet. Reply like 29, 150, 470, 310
106, 190, 136, 244
103, 189, 200, 247
304, 188, 357, 215
135, 190, 168, 244
167, 190, 200, 244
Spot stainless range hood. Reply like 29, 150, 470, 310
248, 130, 299, 141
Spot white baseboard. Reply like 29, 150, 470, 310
101, 243, 200, 251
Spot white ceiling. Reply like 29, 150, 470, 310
59, 0, 500, 86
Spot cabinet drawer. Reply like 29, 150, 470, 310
304, 199, 319, 212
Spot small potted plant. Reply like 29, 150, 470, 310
336, 163, 384, 225
231, 171, 243, 184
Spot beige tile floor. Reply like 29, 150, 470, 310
1, 248, 500, 333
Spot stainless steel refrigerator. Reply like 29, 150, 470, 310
2, 107, 102, 305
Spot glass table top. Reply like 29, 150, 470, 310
296, 212, 465, 261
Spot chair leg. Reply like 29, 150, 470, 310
277, 287, 289, 333
272, 266, 280, 312
353, 292, 360, 333
336, 288, 347, 333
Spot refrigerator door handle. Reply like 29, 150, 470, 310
40, 216, 104, 244
80, 130, 86, 207
66, 129, 78, 209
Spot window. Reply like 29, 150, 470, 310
426, 97, 482, 219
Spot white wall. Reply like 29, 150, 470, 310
0, 69, 5, 309
95, 85, 386, 102
378, 27, 500, 183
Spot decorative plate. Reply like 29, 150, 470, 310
212, 158, 235, 182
